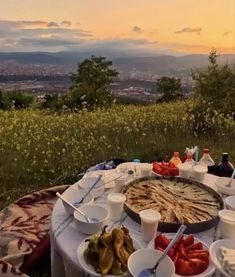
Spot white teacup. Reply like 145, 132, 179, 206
193, 165, 207, 183
177, 164, 192, 179
139, 209, 161, 242
107, 193, 126, 221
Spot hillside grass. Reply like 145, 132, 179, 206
0, 101, 234, 208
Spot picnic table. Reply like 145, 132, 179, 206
50, 169, 224, 277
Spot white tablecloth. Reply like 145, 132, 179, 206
50, 172, 224, 277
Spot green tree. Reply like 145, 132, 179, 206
0, 90, 10, 110
192, 49, 235, 114
69, 56, 118, 110
7, 91, 34, 109
156, 76, 183, 102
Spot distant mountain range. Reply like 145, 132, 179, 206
0, 52, 234, 75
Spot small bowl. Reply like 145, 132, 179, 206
62, 189, 94, 215
77, 177, 105, 198
225, 195, 235, 211
193, 165, 207, 183
215, 177, 235, 195
209, 239, 235, 277
73, 204, 109, 234
128, 249, 175, 277
177, 163, 192, 179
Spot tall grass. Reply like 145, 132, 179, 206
0, 101, 234, 201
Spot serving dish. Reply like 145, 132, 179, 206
121, 176, 224, 233
77, 236, 142, 277
77, 177, 105, 198
209, 239, 235, 277
215, 177, 235, 195
82, 169, 122, 189
148, 234, 215, 277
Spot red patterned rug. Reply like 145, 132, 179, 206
0, 185, 69, 277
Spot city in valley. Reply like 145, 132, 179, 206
0, 52, 234, 103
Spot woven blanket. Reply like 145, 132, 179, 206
0, 185, 69, 277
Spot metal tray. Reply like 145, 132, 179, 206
121, 176, 224, 234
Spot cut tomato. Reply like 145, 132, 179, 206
178, 243, 188, 259
187, 251, 209, 260
186, 242, 203, 252
182, 235, 194, 247
154, 235, 170, 249
176, 258, 194, 276
189, 258, 209, 274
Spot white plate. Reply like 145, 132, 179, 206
148, 233, 216, 277
76, 177, 105, 198
83, 170, 122, 189
209, 239, 235, 277
215, 177, 235, 195
77, 236, 143, 277
116, 162, 152, 177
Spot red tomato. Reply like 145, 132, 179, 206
152, 163, 164, 174
154, 235, 170, 249
176, 258, 194, 276
187, 251, 209, 260
169, 162, 176, 168
189, 258, 209, 274
178, 243, 188, 259
182, 235, 194, 247
186, 242, 203, 252
163, 169, 170, 176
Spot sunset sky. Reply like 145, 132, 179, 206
0, 0, 235, 55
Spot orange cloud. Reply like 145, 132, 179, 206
20, 21, 48, 28
223, 31, 232, 36
175, 27, 202, 35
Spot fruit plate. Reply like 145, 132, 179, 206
209, 239, 235, 277
121, 176, 224, 233
77, 236, 143, 277
148, 233, 216, 277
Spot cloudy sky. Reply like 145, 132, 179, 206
0, 0, 234, 55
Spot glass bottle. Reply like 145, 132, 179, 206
198, 149, 215, 173
184, 152, 196, 166
216, 153, 234, 177
169, 152, 182, 166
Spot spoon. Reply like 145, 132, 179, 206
225, 169, 235, 187
77, 174, 102, 204
138, 225, 187, 277
56, 192, 97, 223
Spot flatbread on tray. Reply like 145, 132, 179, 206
122, 178, 221, 224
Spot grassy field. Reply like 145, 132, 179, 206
0, 101, 234, 277
0, 101, 234, 208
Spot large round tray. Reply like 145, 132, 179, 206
121, 176, 224, 234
